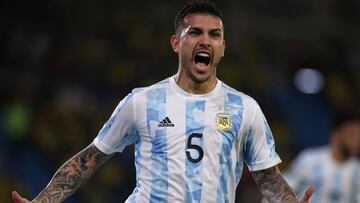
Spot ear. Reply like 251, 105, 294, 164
170, 34, 180, 53
221, 39, 226, 57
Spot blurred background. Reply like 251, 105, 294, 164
1, 0, 359, 202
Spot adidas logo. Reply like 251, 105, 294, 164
158, 117, 175, 127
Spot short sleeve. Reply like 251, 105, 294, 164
93, 92, 139, 154
243, 102, 281, 171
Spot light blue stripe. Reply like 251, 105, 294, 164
350, 164, 360, 202
349, 166, 359, 203
244, 114, 276, 166
244, 127, 256, 165
311, 162, 322, 203
264, 119, 276, 158
130, 134, 142, 203
146, 88, 168, 203
185, 100, 205, 202
217, 93, 243, 203
114, 125, 139, 152
98, 93, 133, 141
134, 136, 142, 181
331, 170, 341, 203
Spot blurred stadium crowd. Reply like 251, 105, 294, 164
1, 0, 359, 202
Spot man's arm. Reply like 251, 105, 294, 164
12, 143, 114, 203
251, 166, 315, 203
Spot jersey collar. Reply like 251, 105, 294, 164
169, 75, 222, 99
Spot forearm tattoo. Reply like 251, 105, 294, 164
251, 166, 298, 203
32, 143, 113, 203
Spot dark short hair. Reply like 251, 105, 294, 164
174, 0, 223, 34
330, 112, 360, 131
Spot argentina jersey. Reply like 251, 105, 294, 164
93, 75, 281, 203
284, 146, 360, 203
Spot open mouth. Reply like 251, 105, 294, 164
194, 52, 211, 66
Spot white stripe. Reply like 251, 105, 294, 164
166, 89, 186, 202
136, 95, 152, 202
342, 165, 352, 203
200, 101, 221, 202
319, 154, 332, 203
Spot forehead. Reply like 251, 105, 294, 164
339, 122, 360, 134
183, 13, 223, 30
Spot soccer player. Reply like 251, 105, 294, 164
282, 113, 360, 203
12, 1, 315, 202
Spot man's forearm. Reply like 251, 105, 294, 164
32, 143, 113, 203
251, 166, 298, 203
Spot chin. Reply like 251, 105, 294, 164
190, 72, 212, 83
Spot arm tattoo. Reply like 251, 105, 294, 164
251, 166, 298, 203
32, 143, 114, 203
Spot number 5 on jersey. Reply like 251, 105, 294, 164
186, 133, 204, 163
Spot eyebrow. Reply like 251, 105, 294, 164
209, 28, 222, 33
188, 26, 223, 32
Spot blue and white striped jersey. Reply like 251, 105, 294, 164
93, 76, 281, 203
284, 146, 360, 203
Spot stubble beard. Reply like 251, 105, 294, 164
339, 143, 351, 160
186, 59, 219, 84
187, 69, 212, 83
179, 51, 220, 84
179, 58, 209, 84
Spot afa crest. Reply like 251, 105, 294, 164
216, 113, 231, 131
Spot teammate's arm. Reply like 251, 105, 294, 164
12, 143, 114, 203
251, 165, 315, 203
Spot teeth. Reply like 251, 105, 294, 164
197, 53, 210, 58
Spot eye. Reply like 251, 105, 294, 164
210, 32, 221, 38
188, 30, 201, 36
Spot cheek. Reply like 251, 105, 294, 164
220, 47, 225, 57
214, 48, 225, 59
179, 41, 188, 52
214, 43, 225, 57
180, 43, 194, 58
345, 135, 360, 149
354, 137, 360, 148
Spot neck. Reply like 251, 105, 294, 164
174, 72, 217, 94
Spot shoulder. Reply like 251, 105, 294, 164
220, 81, 258, 107
293, 146, 329, 165
220, 81, 264, 127
131, 78, 171, 96
350, 157, 360, 167
299, 146, 328, 156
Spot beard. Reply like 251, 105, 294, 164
339, 143, 351, 159
187, 70, 211, 83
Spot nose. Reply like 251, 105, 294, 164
199, 34, 211, 48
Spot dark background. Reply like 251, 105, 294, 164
1, 0, 359, 202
